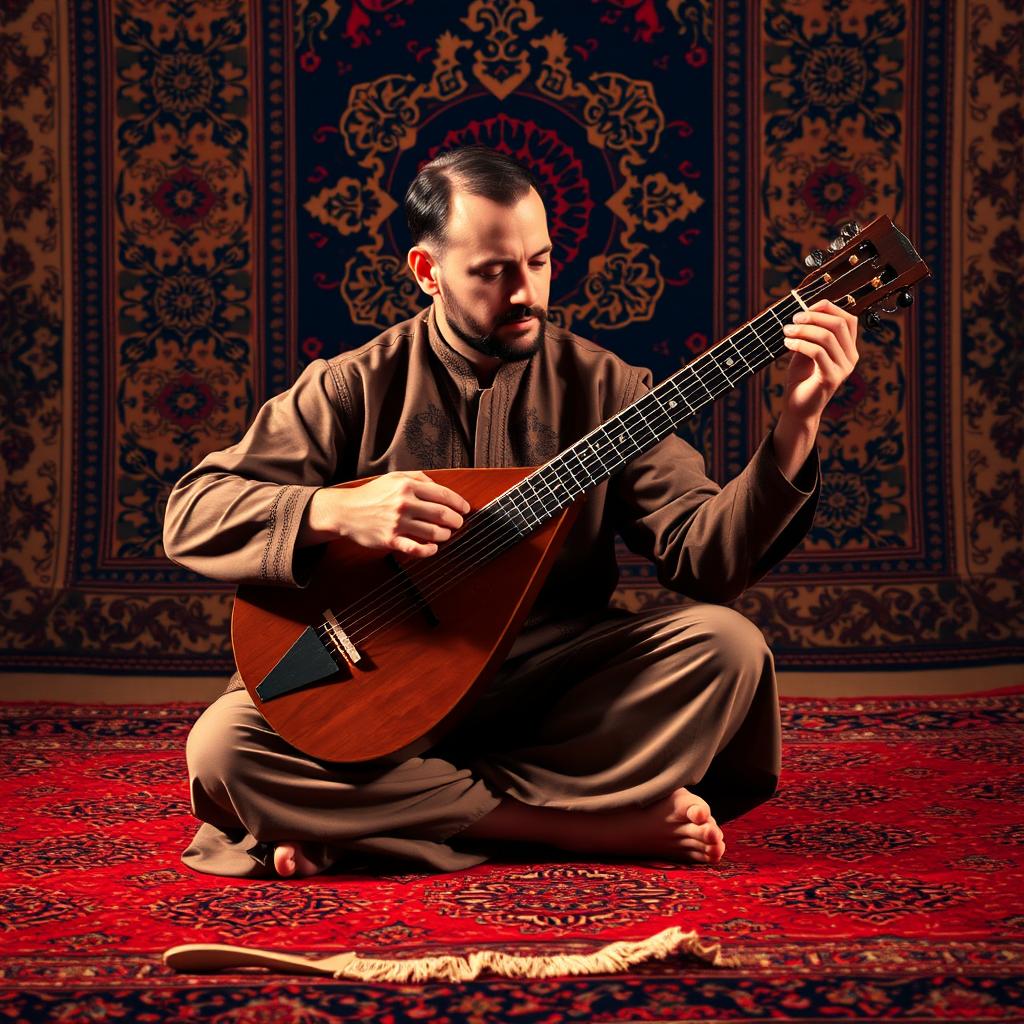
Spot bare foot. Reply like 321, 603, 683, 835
461, 786, 726, 865
564, 786, 726, 864
273, 842, 327, 878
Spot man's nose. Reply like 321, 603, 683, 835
507, 264, 538, 308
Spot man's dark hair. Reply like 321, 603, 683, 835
404, 146, 541, 252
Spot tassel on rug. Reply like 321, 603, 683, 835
163, 925, 731, 983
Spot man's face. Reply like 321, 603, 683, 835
430, 187, 552, 362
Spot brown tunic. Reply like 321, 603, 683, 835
164, 306, 819, 877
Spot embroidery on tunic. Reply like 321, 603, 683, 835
512, 408, 560, 466
404, 403, 455, 468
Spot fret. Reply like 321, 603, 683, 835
686, 363, 716, 404
714, 346, 741, 385
572, 438, 605, 480
763, 301, 794, 356
498, 490, 537, 534
766, 303, 786, 330
695, 354, 733, 394
688, 361, 721, 405
777, 296, 803, 333
725, 334, 753, 374
662, 378, 694, 417
581, 448, 601, 486
608, 414, 644, 459
629, 399, 663, 446
648, 389, 678, 428
565, 445, 599, 488
540, 460, 581, 502
585, 436, 606, 475
552, 460, 585, 499
592, 423, 621, 463
516, 475, 548, 524
544, 457, 583, 499
643, 387, 675, 428
742, 321, 775, 361
530, 468, 563, 516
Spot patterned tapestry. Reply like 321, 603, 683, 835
1, 0, 1020, 676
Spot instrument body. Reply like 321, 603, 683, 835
233, 468, 579, 762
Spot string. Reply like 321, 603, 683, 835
320, 263, 871, 653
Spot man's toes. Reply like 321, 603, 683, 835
669, 787, 711, 826
680, 821, 722, 844
672, 820, 706, 842
676, 843, 710, 864
273, 842, 327, 878
676, 829, 726, 863
677, 836, 709, 854
703, 822, 723, 844
273, 844, 297, 877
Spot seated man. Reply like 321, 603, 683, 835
163, 145, 858, 879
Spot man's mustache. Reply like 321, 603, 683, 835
497, 306, 546, 325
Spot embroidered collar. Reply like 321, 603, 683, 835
423, 305, 536, 398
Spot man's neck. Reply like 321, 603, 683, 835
432, 304, 502, 388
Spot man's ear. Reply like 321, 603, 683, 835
408, 247, 440, 296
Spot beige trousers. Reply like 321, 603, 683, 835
182, 603, 781, 877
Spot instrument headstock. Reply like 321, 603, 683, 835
798, 216, 930, 328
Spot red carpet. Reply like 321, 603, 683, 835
2, 688, 1022, 1020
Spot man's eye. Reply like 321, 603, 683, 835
478, 270, 502, 280
530, 262, 548, 270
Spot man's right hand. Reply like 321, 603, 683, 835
298, 471, 471, 558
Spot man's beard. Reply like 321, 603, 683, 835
437, 282, 547, 361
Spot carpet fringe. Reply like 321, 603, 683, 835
329, 926, 727, 982
163, 926, 730, 982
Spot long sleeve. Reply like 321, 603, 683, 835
162, 359, 348, 587
613, 371, 820, 604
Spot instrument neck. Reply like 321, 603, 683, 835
485, 293, 806, 537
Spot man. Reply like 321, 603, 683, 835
164, 146, 858, 879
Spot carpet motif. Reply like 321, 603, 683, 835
419, 864, 704, 932
1, 689, 1023, 1019
750, 869, 973, 925
0, 0, 1020, 676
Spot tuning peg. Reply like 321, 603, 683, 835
879, 289, 914, 314
864, 310, 882, 331
828, 236, 846, 252
839, 221, 861, 239
804, 249, 825, 269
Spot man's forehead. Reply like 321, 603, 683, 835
444, 190, 548, 252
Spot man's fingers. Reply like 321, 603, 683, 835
782, 337, 846, 386
412, 479, 471, 516
808, 301, 859, 362
397, 471, 471, 515
392, 537, 438, 558
783, 322, 852, 374
402, 517, 456, 544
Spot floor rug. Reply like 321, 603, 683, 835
2, 687, 1022, 1021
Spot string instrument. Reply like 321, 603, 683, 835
232, 216, 930, 762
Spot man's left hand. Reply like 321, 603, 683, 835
780, 299, 860, 425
